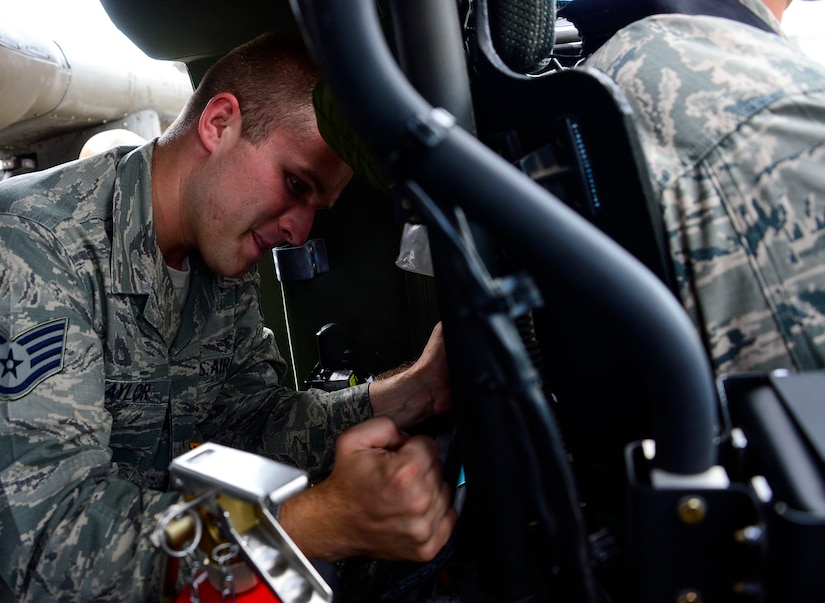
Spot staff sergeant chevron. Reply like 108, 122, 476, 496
0, 318, 68, 400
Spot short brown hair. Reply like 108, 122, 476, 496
168, 32, 321, 145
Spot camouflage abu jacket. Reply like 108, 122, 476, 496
0, 143, 371, 601
581, 0, 825, 376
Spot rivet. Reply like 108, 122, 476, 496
677, 495, 707, 525
677, 590, 701, 603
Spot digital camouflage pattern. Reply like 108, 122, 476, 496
0, 144, 371, 601
584, 0, 825, 376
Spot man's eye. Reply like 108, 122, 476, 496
288, 175, 310, 196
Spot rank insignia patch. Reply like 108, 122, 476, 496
0, 318, 68, 400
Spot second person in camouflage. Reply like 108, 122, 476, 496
571, 0, 825, 375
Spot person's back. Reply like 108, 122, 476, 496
570, 0, 825, 375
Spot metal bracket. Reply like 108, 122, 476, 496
387, 107, 456, 175
272, 238, 330, 282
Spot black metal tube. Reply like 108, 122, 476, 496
386, 0, 476, 134
291, 0, 716, 475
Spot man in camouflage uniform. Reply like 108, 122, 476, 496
564, 0, 825, 376
0, 33, 456, 601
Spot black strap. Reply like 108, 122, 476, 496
560, 0, 776, 56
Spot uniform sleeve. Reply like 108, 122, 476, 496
200, 275, 373, 478
0, 214, 178, 602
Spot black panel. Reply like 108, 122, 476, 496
100, 0, 298, 81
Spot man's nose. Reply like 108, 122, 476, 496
283, 205, 316, 246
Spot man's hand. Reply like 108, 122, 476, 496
279, 416, 457, 562
368, 322, 452, 429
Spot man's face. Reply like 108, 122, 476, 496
189, 125, 352, 278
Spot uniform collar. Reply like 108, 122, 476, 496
743, 0, 786, 34
110, 141, 168, 298
108, 142, 185, 347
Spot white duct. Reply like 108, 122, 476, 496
0, 23, 192, 147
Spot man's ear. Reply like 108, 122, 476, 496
198, 93, 242, 152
